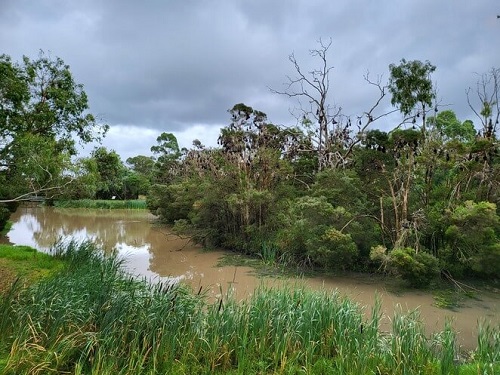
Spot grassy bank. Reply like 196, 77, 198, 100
54, 199, 147, 210
0, 244, 64, 294
0, 242, 498, 374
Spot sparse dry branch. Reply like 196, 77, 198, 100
0, 178, 75, 203
466, 67, 500, 136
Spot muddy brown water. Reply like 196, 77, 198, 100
3, 206, 498, 352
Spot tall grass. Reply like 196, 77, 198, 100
54, 199, 147, 210
0, 241, 498, 374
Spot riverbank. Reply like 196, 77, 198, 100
0, 241, 498, 374
0, 244, 64, 294
4, 206, 499, 354
219, 250, 500, 308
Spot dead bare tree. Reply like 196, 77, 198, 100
270, 38, 336, 170
466, 67, 500, 138
271, 39, 396, 170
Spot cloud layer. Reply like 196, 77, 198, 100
1, 0, 499, 160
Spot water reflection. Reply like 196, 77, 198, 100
5, 207, 258, 292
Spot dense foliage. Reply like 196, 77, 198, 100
0, 52, 108, 230
0, 52, 108, 202
145, 60, 499, 286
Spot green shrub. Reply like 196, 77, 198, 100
306, 227, 358, 269
443, 201, 500, 278
277, 196, 360, 268
389, 247, 440, 287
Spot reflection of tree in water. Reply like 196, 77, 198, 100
19, 213, 42, 234
9, 207, 209, 282
12, 207, 154, 252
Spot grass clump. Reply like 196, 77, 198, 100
54, 199, 147, 210
0, 241, 498, 374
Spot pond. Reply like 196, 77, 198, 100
3, 206, 499, 352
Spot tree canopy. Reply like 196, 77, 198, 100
0, 51, 108, 202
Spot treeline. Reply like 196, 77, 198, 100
143, 55, 499, 287
144, 102, 499, 286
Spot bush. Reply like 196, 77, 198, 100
276, 197, 360, 269
443, 201, 500, 278
389, 247, 440, 287
307, 227, 358, 269
0, 207, 10, 233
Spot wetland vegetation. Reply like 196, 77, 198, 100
53, 199, 148, 210
0, 241, 498, 374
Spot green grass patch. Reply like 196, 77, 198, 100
0, 245, 65, 286
0, 357, 7, 374
54, 199, 147, 210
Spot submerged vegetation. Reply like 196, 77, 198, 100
0, 242, 498, 374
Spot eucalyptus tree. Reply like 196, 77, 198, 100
125, 155, 155, 196
0, 51, 108, 203
362, 59, 437, 250
126, 155, 155, 177
388, 59, 437, 135
209, 103, 300, 250
90, 147, 125, 199
427, 110, 476, 143
150, 132, 182, 183
218, 103, 298, 191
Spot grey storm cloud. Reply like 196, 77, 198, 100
1, 0, 499, 158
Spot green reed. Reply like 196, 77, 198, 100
475, 320, 500, 374
0, 241, 498, 374
54, 199, 147, 210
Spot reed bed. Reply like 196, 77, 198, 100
54, 199, 147, 210
0, 241, 498, 374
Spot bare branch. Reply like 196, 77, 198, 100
466, 67, 500, 136
0, 179, 75, 203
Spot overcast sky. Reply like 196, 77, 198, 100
1, 0, 499, 161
